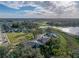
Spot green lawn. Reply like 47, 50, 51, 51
7, 32, 34, 45
52, 28, 79, 57
58, 34, 67, 49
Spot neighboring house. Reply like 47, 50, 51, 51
46, 32, 57, 38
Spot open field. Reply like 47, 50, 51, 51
7, 32, 34, 45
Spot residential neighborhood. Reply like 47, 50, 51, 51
0, 1, 79, 58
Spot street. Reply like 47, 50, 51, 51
0, 23, 9, 46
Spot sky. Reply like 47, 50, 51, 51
0, 1, 79, 18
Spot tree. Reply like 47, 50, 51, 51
0, 46, 8, 58
6, 43, 43, 58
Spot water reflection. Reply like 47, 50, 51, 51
53, 27, 79, 35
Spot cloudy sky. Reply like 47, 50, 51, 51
0, 1, 79, 18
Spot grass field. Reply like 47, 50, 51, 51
53, 28, 79, 57
7, 32, 34, 45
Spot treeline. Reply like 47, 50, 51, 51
1, 21, 40, 33
47, 21, 79, 27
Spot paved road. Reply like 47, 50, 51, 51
0, 27, 3, 45
0, 23, 9, 46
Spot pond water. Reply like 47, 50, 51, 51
53, 26, 79, 36
39, 25, 79, 36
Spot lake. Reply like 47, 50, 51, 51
53, 26, 79, 36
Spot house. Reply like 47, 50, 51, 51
24, 32, 58, 48
24, 33, 50, 48
37, 35, 49, 44
24, 40, 42, 48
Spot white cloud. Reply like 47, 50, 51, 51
0, 1, 20, 9
0, 1, 79, 18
